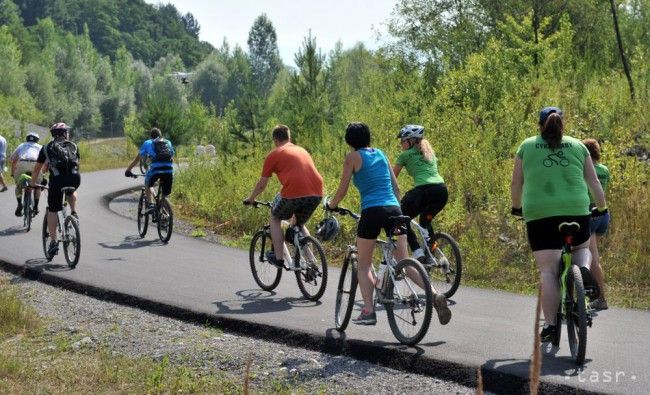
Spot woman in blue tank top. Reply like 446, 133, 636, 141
328, 122, 451, 326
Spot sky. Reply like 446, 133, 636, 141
144, 0, 397, 67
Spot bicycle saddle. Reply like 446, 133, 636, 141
388, 215, 412, 235
558, 222, 580, 235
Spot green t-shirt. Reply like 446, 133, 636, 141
516, 135, 590, 221
396, 147, 444, 187
588, 162, 610, 203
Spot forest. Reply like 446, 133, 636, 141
1, 0, 648, 306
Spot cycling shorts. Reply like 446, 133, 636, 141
48, 174, 80, 212
400, 183, 448, 221
526, 215, 590, 251
357, 205, 403, 239
271, 194, 321, 226
145, 173, 173, 197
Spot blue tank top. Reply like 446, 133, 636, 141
353, 148, 399, 210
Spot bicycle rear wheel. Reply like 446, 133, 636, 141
335, 252, 358, 331
42, 210, 53, 261
23, 192, 32, 232
137, 190, 148, 237
566, 264, 588, 365
157, 197, 173, 243
249, 229, 282, 291
294, 236, 328, 301
385, 258, 433, 345
63, 216, 81, 268
428, 232, 462, 298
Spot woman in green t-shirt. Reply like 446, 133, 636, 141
510, 107, 607, 343
393, 125, 448, 265
582, 138, 611, 310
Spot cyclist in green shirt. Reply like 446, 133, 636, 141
582, 138, 611, 310
511, 107, 607, 342
393, 125, 448, 265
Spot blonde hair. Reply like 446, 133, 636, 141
414, 138, 434, 162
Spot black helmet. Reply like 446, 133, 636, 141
315, 217, 340, 242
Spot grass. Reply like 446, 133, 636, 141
77, 137, 137, 173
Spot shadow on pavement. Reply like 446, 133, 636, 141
98, 235, 162, 250
213, 288, 321, 315
24, 258, 72, 272
483, 351, 592, 381
0, 225, 26, 236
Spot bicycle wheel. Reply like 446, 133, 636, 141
42, 210, 53, 261
249, 229, 282, 291
137, 190, 148, 237
385, 258, 433, 345
566, 264, 588, 365
157, 197, 173, 243
63, 216, 81, 268
294, 236, 328, 301
428, 232, 462, 298
23, 192, 32, 232
335, 251, 358, 331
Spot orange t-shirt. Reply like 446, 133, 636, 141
261, 143, 324, 198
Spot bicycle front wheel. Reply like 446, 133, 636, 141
63, 216, 81, 268
335, 252, 358, 331
566, 264, 588, 365
137, 191, 148, 237
428, 232, 462, 298
157, 197, 173, 243
294, 236, 328, 301
385, 258, 433, 346
249, 229, 282, 291
42, 210, 52, 261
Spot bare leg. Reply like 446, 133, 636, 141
48, 211, 58, 242
533, 249, 562, 326
589, 235, 606, 300
269, 214, 284, 259
356, 237, 377, 313
67, 191, 77, 212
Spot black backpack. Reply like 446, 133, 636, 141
153, 139, 173, 163
46, 139, 79, 176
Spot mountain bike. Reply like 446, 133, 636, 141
244, 200, 328, 301
409, 219, 462, 298
18, 174, 34, 231
130, 174, 173, 243
552, 221, 597, 365
328, 205, 433, 346
41, 186, 80, 268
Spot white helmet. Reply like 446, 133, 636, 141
398, 124, 425, 139
26, 132, 40, 143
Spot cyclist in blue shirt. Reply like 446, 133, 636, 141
125, 128, 175, 211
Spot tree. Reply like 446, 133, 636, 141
181, 12, 200, 38
247, 14, 282, 98
609, 0, 635, 101
191, 53, 229, 112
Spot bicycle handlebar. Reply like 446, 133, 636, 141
243, 200, 272, 208
325, 204, 360, 220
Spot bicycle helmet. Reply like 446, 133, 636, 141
315, 217, 340, 242
50, 122, 69, 136
397, 124, 425, 139
26, 132, 40, 143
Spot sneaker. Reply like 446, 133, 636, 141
48, 240, 59, 257
32, 207, 39, 217
433, 293, 452, 325
416, 254, 434, 266
0, 186, 7, 192
15, 204, 23, 217
589, 298, 609, 310
580, 266, 600, 300
265, 251, 284, 268
540, 324, 557, 342
352, 309, 377, 325
71, 211, 79, 220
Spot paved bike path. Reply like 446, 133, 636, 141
0, 168, 647, 394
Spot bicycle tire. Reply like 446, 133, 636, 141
156, 197, 173, 243
23, 191, 32, 232
385, 258, 433, 346
137, 190, 148, 237
428, 232, 462, 298
42, 209, 52, 261
249, 229, 282, 291
335, 251, 358, 331
294, 235, 328, 301
566, 264, 588, 365
63, 216, 81, 268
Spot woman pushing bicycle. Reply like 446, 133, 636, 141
510, 107, 607, 342
327, 122, 451, 326
393, 125, 448, 265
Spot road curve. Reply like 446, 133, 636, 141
0, 168, 648, 394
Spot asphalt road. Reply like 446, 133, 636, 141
0, 168, 648, 394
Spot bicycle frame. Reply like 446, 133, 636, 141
559, 235, 573, 317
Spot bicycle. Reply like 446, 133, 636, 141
40, 186, 81, 268
244, 200, 328, 301
130, 173, 173, 243
328, 205, 433, 346
551, 221, 597, 365
139, 154, 151, 174
409, 219, 462, 298
17, 173, 35, 231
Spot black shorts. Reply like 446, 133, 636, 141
271, 195, 321, 225
145, 173, 173, 196
400, 183, 448, 220
357, 205, 403, 239
526, 215, 591, 251
48, 174, 80, 212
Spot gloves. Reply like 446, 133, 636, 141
511, 207, 523, 217
125, 169, 134, 178
591, 206, 609, 218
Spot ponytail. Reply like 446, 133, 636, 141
415, 138, 434, 162
541, 113, 563, 150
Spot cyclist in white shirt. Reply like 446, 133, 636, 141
10, 132, 44, 216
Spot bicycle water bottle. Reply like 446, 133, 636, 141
376, 260, 388, 290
